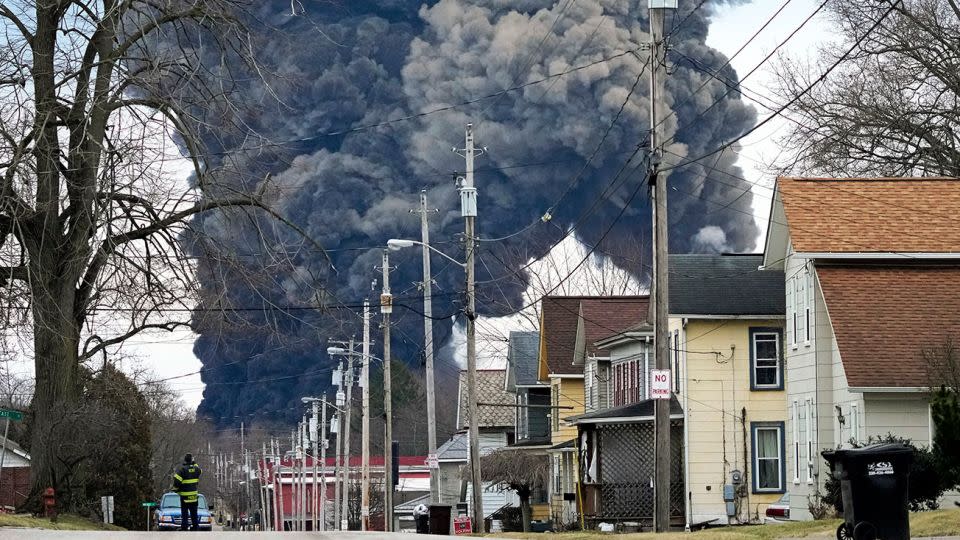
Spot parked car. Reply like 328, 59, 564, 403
155, 492, 213, 531
764, 493, 790, 523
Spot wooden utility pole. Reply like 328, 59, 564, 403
333, 367, 343, 530
381, 249, 394, 531
457, 123, 484, 532
361, 300, 371, 530
415, 190, 441, 502
340, 339, 355, 531
320, 397, 328, 530
649, 0, 676, 533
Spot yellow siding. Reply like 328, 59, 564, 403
551, 378, 584, 444
672, 318, 787, 524
531, 504, 550, 521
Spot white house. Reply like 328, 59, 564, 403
763, 176, 960, 519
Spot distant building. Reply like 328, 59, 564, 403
0, 438, 30, 510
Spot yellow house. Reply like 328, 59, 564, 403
669, 254, 786, 527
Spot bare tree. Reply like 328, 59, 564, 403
0, 1, 328, 506
774, 0, 960, 176
480, 449, 549, 532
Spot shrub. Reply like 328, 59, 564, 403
822, 434, 949, 513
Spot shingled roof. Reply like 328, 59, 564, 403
456, 369, 515, 429
777, 177, 960, 254
538, 296, 648, 377
817, 266, 960, 388
669, 254, 784, 316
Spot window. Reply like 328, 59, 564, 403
643, 347, 650, 400
850, 403, 860, 443
630, 361, 637, 403
551, 387, 559, 432
805, 398, 814, 484
792, 278, 799, 348
750, 328, 783, 390
752, 422, 785, 493
553, 454, 562, 494
792, 400, 800, 484
673, 331, 680, 392
585, 363, 595, 411
614, 365, 621, 407
805, 270, 814, 344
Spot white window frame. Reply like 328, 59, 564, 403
751, 331, 782, 390
850, 403, 859, 443
643, 346, 650, 399
553, 454, 562, 494
791, 277, 799, 349
805, 269, 814, 345
753, 424, 784, 493
792, 400, 800, 484
552, 386, 560, 432
585, 363, 595, 411
805, 397, 814, 484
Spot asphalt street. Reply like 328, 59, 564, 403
0, 532, 438, 539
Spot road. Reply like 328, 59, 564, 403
0, 533, 441, 540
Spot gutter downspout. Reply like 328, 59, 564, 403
681, 318, 692, 532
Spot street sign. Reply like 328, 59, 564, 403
453, 516, 472, 535
426, 453, 439, 469
0, 409, 23, 421
141, 502, 157, 507
651, 369, 671, 399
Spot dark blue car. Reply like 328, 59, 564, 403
155, 492, 213, 531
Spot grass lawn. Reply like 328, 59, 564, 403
0, 513, 125, 531
499, 508, 960, 539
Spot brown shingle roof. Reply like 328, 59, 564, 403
778, 177, 960, 253
817, 266, 960, 388
457, 369, 515, 429
580, 297, 650, 357
539, 296, 647, 375
539, 296, 587, 376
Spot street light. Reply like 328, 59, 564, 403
388, 238, 465, 267
388, 236, 471, 509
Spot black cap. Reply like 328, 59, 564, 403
184, 453, 193, 463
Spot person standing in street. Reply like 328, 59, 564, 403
173, 454, 202, 531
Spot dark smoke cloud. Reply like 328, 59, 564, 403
188, 0, 759, 428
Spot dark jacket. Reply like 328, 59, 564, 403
173, 461, 202, 503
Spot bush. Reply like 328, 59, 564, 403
495, 506, 524, 532
823, 434, 949, 513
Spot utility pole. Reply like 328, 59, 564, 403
311, 400, 319, 532
333, 364, 344, 530
320, 396, 328, 531
380, 249, 394, 531
240, 422, 246, 522
413, 190, 441, 503
301, 418, 308, 532
340, 339, 355, 531
361, 300, 371, 530
261, 442, 269, 531
649, 0, 676, 533
456, 123, 484, 532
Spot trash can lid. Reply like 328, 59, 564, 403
822, 442, 914, 463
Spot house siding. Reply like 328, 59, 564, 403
550, 377, 583, 526
782, 246, 938, 520
673, 317, 787, 525
526, 389, 551, 441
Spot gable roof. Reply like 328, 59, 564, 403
817, 265, 960, 388
456, 370, 515, 429
579, 297, 650, 358
538, 296, 648, 377
437, 432, 468, 462
507, 331, 542, 387
669, 254, 785, 316
538, 297, 584, 378
777, 177, 960, 254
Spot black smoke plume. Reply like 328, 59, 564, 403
186, 1, 758, 434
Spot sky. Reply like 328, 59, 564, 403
6, 1, 834, 412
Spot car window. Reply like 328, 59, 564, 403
197, 495, 207, 509
161, 494, 180, 509
779, 493, 790, 504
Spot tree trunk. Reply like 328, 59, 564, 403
520, 493, 532, 533
25, 265, 83, 509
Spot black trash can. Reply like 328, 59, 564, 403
428, 504, 452, 535
413, 503, 430, 534
822, 442, 914, 540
